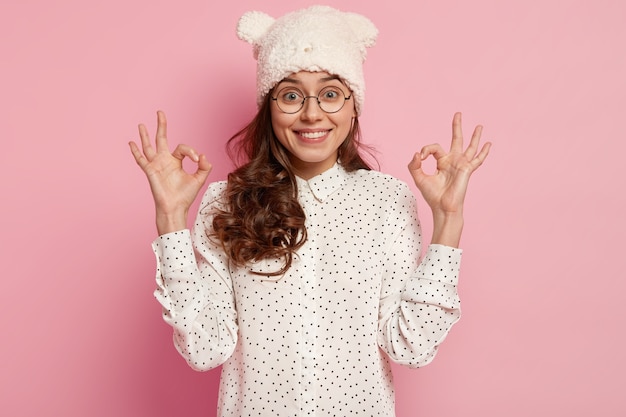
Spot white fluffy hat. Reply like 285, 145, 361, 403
236, 5, 378, 115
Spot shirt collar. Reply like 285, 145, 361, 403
296, 162, 347, 202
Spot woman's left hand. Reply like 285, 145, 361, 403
408, 112, 491, 216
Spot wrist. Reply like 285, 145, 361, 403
155, 209, 189, 235
431, 211, 464, 248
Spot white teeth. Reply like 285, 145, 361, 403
300, 131, 327, 139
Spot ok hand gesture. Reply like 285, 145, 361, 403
408, 112, 491, 246
129, 111, 212, 234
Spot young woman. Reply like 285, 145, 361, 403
129, 6, 490, 416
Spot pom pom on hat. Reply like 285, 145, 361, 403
237, 5, 378, 115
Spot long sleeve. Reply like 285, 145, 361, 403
376, 180, 462, 368
152, 182, 238, 371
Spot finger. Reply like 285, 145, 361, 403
155, 110, 169, 152
464, 124, 483, 159
137, 123, 156, 160
128, 141, 149, 170
171, 143, 200, 162
450, 112, 464, 152
470, 141, 492, 170
420, 143, 447, 160
407, 152, 422, 171
193, 154, 213, 184
407, 152, 426, 183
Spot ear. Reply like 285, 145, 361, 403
345, 12, 378, 50
237, 11, 275, 45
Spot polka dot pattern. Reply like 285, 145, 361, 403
152, 163, 463, 416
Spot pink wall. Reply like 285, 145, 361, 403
1, 0, 625, 415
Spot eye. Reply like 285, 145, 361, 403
320, 87, 342, 101
279, 89, 303, 103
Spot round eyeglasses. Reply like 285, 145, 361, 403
271, 85, 352, 114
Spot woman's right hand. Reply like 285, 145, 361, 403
129, 110, 212, 235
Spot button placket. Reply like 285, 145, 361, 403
297, 183, 318, 415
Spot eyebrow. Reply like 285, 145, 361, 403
280, 74, 342, 85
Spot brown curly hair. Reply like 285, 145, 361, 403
210, 90, 376, 276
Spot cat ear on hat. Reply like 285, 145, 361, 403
345, 12, 378, 52
237, 10, 275, 58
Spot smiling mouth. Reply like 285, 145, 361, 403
298, 130, 330, 139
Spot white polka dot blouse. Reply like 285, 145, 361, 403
152, 163, 462, 416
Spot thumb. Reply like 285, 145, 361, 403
193, 154, 212, 184
407, 152, 423, 178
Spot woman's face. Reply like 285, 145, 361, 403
270, 71, 356, 179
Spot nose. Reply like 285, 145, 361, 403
300, 96, 323, 120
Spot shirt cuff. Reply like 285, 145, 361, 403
151, 229, 195, 275
421, 244, 463, 286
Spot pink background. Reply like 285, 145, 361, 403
2, 0, 625, 416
